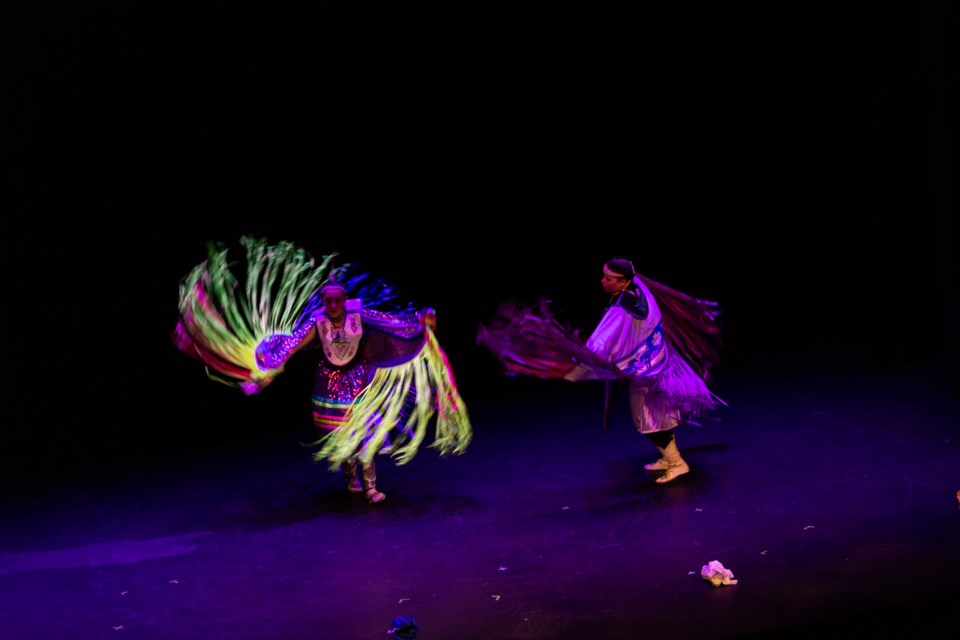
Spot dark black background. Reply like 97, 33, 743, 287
2, 2, 956, 472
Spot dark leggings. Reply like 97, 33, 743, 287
646, 429, 676, 449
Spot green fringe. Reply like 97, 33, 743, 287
178, 236, 334, 384
311, 329, 472, 468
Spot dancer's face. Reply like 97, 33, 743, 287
322, 290, 347, 320
601, 268, 627, 294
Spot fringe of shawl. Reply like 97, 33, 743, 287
174, 237, 335, 387
311, 328, 472, 468
476, 299, 625, 380
635, 345, 727, 430
636, 274, 722, 383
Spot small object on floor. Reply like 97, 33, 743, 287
388, 615, 419, 639
701, 560, 737, 587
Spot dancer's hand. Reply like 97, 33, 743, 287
421, 307, 437, 330
241, 376, 273, 396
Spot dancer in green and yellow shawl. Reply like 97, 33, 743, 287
174, 237, 472, 504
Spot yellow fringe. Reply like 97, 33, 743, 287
312, 329, 472, 469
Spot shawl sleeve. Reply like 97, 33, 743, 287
477, 299, 626, 381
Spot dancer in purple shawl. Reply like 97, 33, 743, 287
478, 257, 724, 484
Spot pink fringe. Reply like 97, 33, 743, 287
477, 300, 624, 380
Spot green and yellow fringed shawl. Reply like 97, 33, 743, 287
310, 324, 472, 469
175, 236, 472, 467
173, 236, 335, 388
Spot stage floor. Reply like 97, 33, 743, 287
2, 359, 958, 639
